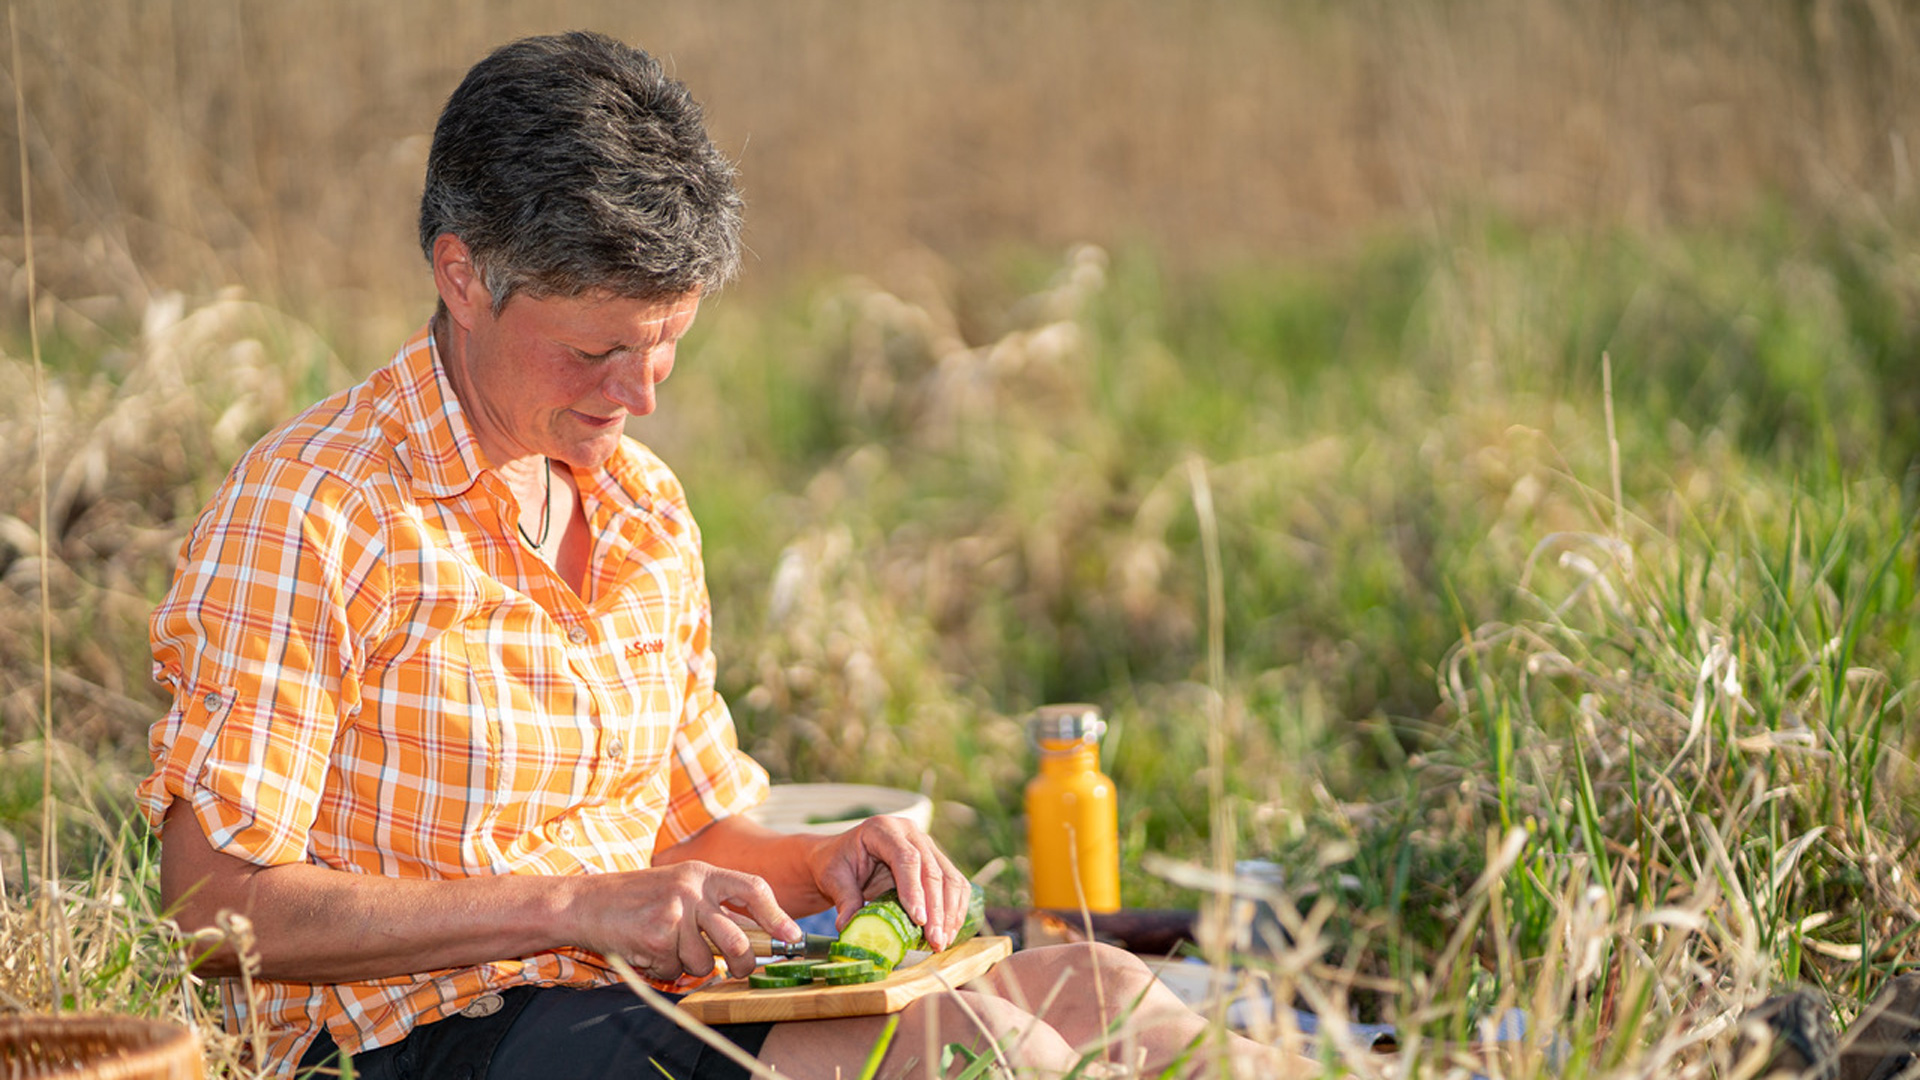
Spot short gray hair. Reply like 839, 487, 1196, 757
418, 31, 743, 310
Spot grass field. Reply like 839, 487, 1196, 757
4, 1, 1920, 1077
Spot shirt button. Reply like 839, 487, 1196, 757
567, 625, 589, 646
607, 738, 626, 762
558, 823, 577, 842
201, 692, 224, 712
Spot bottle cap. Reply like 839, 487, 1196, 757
1028, 703, 1106, 747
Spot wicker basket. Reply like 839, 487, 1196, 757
0, 1014, 201, 1080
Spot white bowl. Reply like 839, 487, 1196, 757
746, 783, 934, 835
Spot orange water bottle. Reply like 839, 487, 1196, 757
1025, 704, 1121, 912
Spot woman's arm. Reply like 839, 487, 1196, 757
160, 798, 802, 984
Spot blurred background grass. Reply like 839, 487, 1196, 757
3, 1, 1920, 1072
10, 0, 1920, 353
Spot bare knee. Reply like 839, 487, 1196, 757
762, 989, 1083, 1080
884, 990, 1082, 1079
984, 942, 1162, 1008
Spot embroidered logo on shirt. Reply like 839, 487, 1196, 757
625, 636, 668, 657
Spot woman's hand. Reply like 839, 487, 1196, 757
652, 811, 971, 954
805, 815, 972, 951
569, 861, 802, 981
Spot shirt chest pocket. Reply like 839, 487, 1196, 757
597, 533, 691, 793
461, 611, 689, 811
600, 631, 680, 796
459, 606, 600, 812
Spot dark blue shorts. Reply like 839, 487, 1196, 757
297, 985, 775, 1080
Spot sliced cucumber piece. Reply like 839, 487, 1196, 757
760, 960, 820, 981
827, 941, 893, 969
835, 880, 992, 973
833, 919, 907, 970
826, 966, 886, 986
812, 959, 874, 983
748, 972, 810, 989
836, 891, 923, 973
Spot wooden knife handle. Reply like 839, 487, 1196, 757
712, 928, 815, 958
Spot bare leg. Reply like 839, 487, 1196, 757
968, 943, 1319, 1079
759, 987, 1082, 1080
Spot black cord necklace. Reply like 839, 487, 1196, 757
518, 457, 553, 551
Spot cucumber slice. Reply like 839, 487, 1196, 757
760, 960, 820, 981
879, 902, 925, 946
837, 891, 925, 972
836, 913, 908, 970
812, 959, 874, 983
748, 972, 810, 989
835, 880, 992, 972
825, 966, 886, 985
827, 942, 894, 969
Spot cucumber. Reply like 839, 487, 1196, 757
751, 883, 990, 990
952, 881, 987, 948
760, 960, 820, 981
824, 941, 894, 970
811, 959, 874, 984
825, 965, 885, 986
835, 893, 920, 972
831, 881, 990, 975
867, 894, 924, 946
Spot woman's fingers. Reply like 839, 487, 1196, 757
582, 862, 803, 982
821, 817, 971, 950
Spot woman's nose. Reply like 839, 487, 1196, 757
602, 353, 661, 416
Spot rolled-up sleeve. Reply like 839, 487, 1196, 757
140, 454, 382, 868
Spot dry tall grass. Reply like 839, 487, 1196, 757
4, 0, 1918, 356
0, 294, 344, 752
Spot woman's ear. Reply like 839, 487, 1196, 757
431, 233, 490, 330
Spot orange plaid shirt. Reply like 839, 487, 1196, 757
138, 324, 769, 1075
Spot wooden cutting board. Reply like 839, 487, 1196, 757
677, 935, 1013, 1023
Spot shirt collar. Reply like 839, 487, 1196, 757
392, 321, 489, 500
